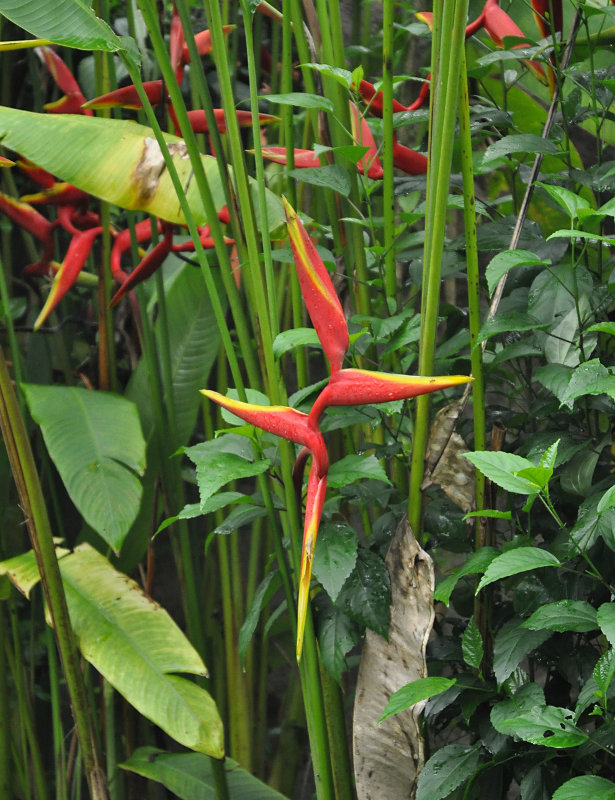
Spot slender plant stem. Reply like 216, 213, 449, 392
382, 0, 396, 303
0, 345, 109, 800
408, 0, 469, 538
0, 608, 11, 800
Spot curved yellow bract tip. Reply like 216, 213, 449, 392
296, 550, 313, 662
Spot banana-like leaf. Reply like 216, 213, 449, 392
0, 107, 283, 231
122, 747, 289, 799
0, 0, 125, 53
0, 544, 224, 758
22, 383, 146, 553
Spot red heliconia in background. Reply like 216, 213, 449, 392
203, 198, 472, 660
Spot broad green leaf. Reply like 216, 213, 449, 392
587, 321, 615, 336
337, 549, 391, 638
491, 704, 587, 748
0, 546, 69, 599
519, 765, 551, 800
0, 0, 124, 52
184, 439, 270, 509
211, 503, 268, 537
597, 603, 615, 646
552, 776, 615, 800
239, 571, 281, 664
262, 92, 334, 113
312, 522, 358, 602
536, 182, 591, 221
303, 62, 353, 88
59, 545, 222, 756
491, 682, 545, 731
522, 600, 598, 633
126, 260, 223, 448
287, 165, 351, 197
22, 384, 146, 552
433, 547, 499, 605
463, 509, 512, 520
121, 747, 289, 799
477, 311, 548, 345
528, 263, 593, 324
462, 616, 484, 671
273, 328, 322, 359
379, 677, 456, 723
560, 447, 600, 497
570, 494, 615, 553
485, 250, 549, 297
483, 134, 560, 163
477, 548, 561, 593
328, 454, 391, 488
0, 107, 283, 231
539, 439, 559, 471
547, 229, 615, 244
463, 451, 540, 495
594, 649, 615, 698
535, 363, 574, 404
559, 360, 615, 409
493, 618, 552, 684
317, 598, 362, 684
415, 743, 481, 800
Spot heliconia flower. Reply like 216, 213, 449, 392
531, 0, 563, 40
17, 158, 56, 189
37, 46, 93, 117
170, 3, 185, 75
185, 108, 279, 134
354, 79, 409, 117
180, 26, 234, 64
0, 156, 14, 167
110, 224, 175, 306
406, 77, 431, 111
83, 80, 166, 111
200, 390, 328, 473
392, 136, 428, 175
258, 147, 322, 169
483, 0, 547, 84
0, 191, 53, 242
349, 102, 384, 180
21, 182, 90, 208
283, 197, 349, 374
170, 225, 234, 252
309, 369, 472, 425
415, 9, 486, 38
34, 226, 102, 329
109, 218, 159, 283
296, 467, 327, 660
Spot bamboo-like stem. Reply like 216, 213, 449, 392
0, 609, 11, 800
408, 0, 469, 538
0, 345, 109, 800
319, 664, 353, 800
45, 626, 68, 800
382, 0, 396, 303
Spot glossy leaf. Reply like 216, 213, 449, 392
523, 600, 598, 633
416, 743, 481, 800
337, 549, 391, 638
493, 618, 552, 684
477, 548, 561, 593
380, 677, 456, 723
312, 522, 358, 602
434, 547, 499, 606
462, 616, 484, 671
492, 703, 587, 748
22, 384, 145, 552
327, 453, 390, 488
464, 451, 543, 496
552, 776, 615, 800
594, 649, 615, 698
597, 603, 615, 646
485, 249, 549, 296
317, 598, 362, 685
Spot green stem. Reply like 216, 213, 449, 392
408, 0, 470, 539
0, 608, 11, 800
0, 345, 108, 800
382, 0, 396, 304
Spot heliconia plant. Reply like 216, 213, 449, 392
202, 197, 472, 659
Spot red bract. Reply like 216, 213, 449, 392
83, 80, 165, 111
205, 199, 472, 659
0, 191, 53, 243
185, 109, 279, 134
34, 226, 103, 329
349, 102, 384, 180
37, 46, 93, 117
110, 224, 175, 307
259, 147, 322, 169
21, 182, 90, 208
354, 80, 409, 117
392, 136, 428, 175
483, 0, 547, 84
531, 0, 563, 39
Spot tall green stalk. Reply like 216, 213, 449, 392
0, 346, 108, 800
382, 0, 396, 303
408, 0, 470, 538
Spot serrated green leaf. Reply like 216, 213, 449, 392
523, 601, 598, 633
184, 439, 270, 509
415, 743, 481, 800
317, 597, 362, 685
22, 384, 145, 553
262, 92, 334, 112
477, 548, 560, 593
463, 509, 512, 520
477, 312, 548, 345
559, 360, 615, 409
379, 677, 457, 723
536, 182, 591, 220
552, 776, 615, 800
493, 619, 552, 684
597, 603, 615, 646
463, 451, 540, 495
312, 522, 358, 603
121, 747, 289, 800
434, 547, 499, 605
462, 617, 484, 671
337, 549, 391, 637
239, 571, 281, 665
491, 704, 587, 748
594, 649, 615, 697
483, 134, 560, 162
328, 454, 391, 488
485, 250, 548, 297
287, 165, 351, 196
272, 328, 322, 359
587, 322, 615, 336
302, 62, 353, 88
491, 682, 545, 733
